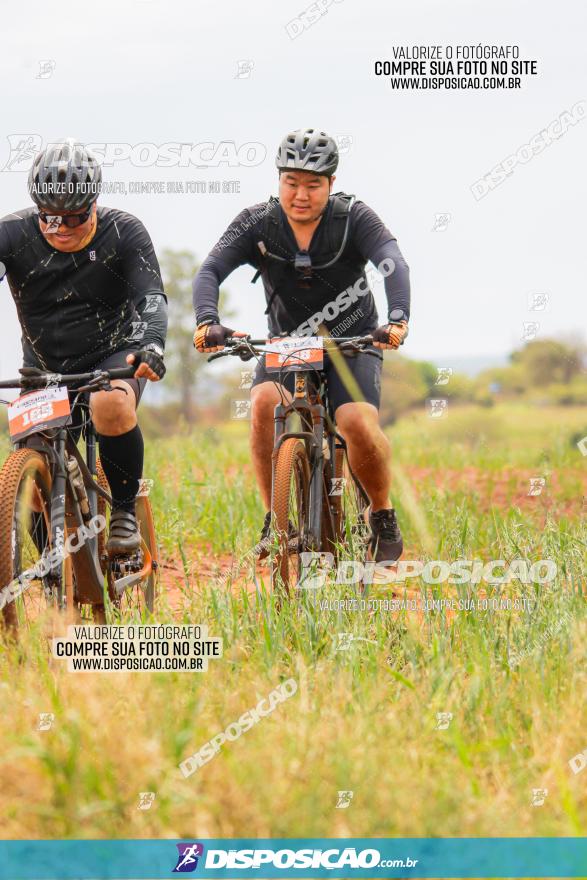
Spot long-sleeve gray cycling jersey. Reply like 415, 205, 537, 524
193, 196, 410, 338
0, 205, 167, 373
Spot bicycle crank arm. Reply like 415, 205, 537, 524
112, 571, 144, 595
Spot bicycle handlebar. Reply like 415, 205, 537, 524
0, 365, 137, 390
206, 334, 375, 363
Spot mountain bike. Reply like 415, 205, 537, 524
0, 365, 158, 632
208, 335, 376, 593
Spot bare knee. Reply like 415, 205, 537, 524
336, 403, 382, 444
90, 383, 137, 436
250, 383, 288, 431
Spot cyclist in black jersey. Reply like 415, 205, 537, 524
0, 138, 168, 556
193, 128, 411, 563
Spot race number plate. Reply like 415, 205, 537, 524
8, 386, 71, 441
265, 337, 324, 372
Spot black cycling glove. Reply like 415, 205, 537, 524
18, 366, 48, 390
133, 347, 166, 379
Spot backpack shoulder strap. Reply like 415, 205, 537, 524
315, 192, 355, 269
330, 191, 356, 217
258, 196, 281, 242
251, 196, 285, 284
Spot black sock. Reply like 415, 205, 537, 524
98, 425, 144, 513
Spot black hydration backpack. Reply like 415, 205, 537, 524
251, 192, 356, 316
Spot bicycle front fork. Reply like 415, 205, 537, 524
48, 428, 69, 609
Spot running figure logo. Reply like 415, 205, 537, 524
173, 843, 204, 873
2, 134, 42, 171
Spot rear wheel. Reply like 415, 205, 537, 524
96, 461, 158, 617
320, 453, 339, 556
0, 449, 68, 632
331, 444, 370, 558
271, 438, 311, 595
134, 494, 158, 613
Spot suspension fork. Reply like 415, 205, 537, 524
271, 371, 306, 493
48, 427, 69, 608
307, 405, 327, 549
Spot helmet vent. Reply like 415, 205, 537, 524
276, 128, 339, 176
27, 138, 102, 213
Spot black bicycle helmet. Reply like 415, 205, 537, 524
28, 137, 102, 213
276, 128, 339, 177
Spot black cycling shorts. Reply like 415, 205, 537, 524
65, 349, 146, 441
94, 349, 147, 405
251, 349, 382, 412
24, 348, 147, 406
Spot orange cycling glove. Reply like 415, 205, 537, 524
372, 321, 409, 350
193, 322, 234, 353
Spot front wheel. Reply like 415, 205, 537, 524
0, 449, 68, 632
271, 438, 311, 595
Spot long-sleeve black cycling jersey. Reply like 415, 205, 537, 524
0, 205, 167, 373
193, 196, 410, 338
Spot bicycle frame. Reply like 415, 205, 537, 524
0, 362, 153, 612
20, 423, 106, 606
271, 369, 356, 551
209, 335, 372, 556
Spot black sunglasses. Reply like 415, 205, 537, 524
38, 207, 93, 229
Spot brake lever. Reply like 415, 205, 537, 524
75, 379, 129, 395
207, 342, 259, 363
234, 342, 258, 362
337, 341, 363, 353
75, 381, 103, 394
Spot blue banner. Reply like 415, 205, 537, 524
0, 838, 584, 879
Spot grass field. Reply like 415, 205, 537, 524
0, 403, 585, 849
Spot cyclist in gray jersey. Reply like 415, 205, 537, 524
194, 129, 411, 563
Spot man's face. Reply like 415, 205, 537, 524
279, 170, 334, 224
38, 203, 96, 252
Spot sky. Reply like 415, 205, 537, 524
0, 0, 585, 388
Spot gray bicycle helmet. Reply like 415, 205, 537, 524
28, 137, 102, 212
276, 128, 339, 177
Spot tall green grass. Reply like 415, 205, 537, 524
0, 404, 585, 842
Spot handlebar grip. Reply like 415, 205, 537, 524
223, 336, 267, 347
105, 366, 138, 379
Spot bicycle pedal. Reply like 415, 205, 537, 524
110, 550, 147, 597
110, 550, 143, 575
